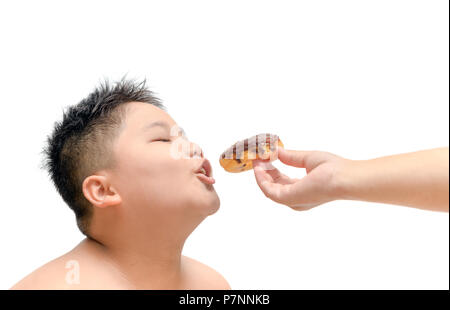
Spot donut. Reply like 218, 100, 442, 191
219, 133, 284, 173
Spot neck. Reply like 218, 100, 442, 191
86, 212, 201, 289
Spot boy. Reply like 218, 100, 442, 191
11, 79, 230, 289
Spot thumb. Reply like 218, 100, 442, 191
253, 165, 287, 203
278, 147, 312, 168
253, 164, 272, 188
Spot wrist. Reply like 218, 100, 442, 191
331, 158, 365, 201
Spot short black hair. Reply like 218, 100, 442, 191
41, 78, 165, 237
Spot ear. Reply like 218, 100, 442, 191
82, 175, 122, 208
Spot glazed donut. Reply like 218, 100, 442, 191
219, 133, 284, 173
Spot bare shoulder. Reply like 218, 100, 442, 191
10, 242, 130, 290
10, 254, 83, 290
182, 255, 231, 290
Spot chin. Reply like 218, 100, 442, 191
206, 197, 220, 216
195, 190, 221, 216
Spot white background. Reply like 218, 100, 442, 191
0, 0, 448, 289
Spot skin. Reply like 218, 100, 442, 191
11, 102, 230, 290
253, 146, 449, 212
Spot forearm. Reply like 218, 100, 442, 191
336, 147, 449, 212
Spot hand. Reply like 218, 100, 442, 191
253, 147, 349, 211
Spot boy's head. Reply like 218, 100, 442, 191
43, 79, 220, 239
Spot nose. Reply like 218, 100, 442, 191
189, 141, 204, 159
170, 136, 204, 160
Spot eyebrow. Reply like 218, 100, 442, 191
142, 121, 186, 137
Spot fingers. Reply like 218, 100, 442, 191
278, 147, 313, 168
253, 160, 296, 185
253, 162, 321, 209
252, 160, 276, 172
252, 148, 333, 212
253, 167, 290, 203
253, 164, 300, 204
253, 162, 273, 184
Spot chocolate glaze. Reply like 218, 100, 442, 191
220, 133, 280, 161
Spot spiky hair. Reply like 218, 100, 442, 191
41, 78, 165, 236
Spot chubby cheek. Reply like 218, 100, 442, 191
146, 158, 193, 201
117, 151, 194, 209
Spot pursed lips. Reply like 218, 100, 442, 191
195, 158, 215, 185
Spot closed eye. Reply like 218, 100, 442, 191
153, 139, 171, 143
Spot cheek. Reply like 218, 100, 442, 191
142, 161, 195, 211
117, 150, 193, 207
147, 159, 192, 195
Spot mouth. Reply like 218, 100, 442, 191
195, 158, 215, 185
